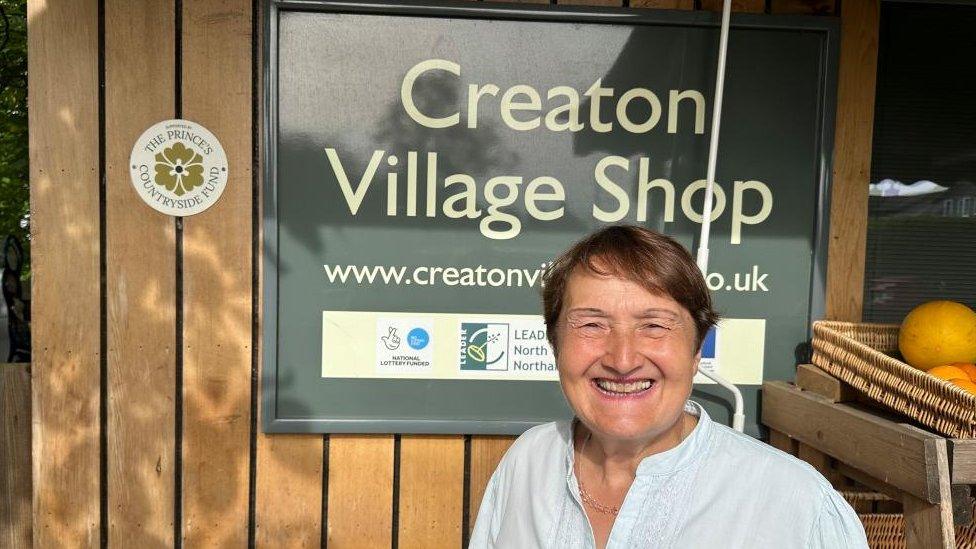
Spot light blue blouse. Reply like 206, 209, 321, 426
470, 402, 868, 548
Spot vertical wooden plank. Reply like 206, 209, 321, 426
825, 0, 879, 322
903, 439, 955, 549
326, 435, 395, 548
399, 436, 465, 547
28, 0, 101, 546
104, 0, 176, 546
254, 432, 323, 546
1, 364, 31, 548
631, 0, 694, 8
950, 485, 973, 527
770, 0, 836, 15
468, 436, 515, 532
180, 0, 253, 545
700, 0, 764, 13
950, 439, 976, 484
767, 429, 798, 456
904, 495, 955, 548
796, 443, 848, 488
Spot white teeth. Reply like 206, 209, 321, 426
595, 379, 653, 394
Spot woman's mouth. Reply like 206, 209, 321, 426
592, 378, 656, 397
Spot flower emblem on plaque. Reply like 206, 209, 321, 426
153, 141, 205, 197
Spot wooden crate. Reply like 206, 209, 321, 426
763, 365, 976, 548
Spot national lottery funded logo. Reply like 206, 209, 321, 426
129, 119, 228, 217
459, 322, 510, 371
376, 317, 434, 373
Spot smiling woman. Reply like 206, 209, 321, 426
469, 225, 869, 549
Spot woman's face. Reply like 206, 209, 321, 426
555, 267, 700, 444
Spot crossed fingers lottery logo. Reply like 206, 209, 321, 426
381, 326, 401, 350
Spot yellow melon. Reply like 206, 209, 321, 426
899, 301, 976, 371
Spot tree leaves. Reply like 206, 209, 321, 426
0, 0, 29, 276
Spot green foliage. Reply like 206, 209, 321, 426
0, 0, 28, 275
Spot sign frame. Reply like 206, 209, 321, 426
261, 0, 838, 434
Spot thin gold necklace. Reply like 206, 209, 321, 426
575, 431, 620, 517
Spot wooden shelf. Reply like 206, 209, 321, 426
762, 366, 976, 549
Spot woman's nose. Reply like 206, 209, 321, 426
602, 329, 642, 374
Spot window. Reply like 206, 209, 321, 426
961, 196, 974, 218
863, 2, 976, 323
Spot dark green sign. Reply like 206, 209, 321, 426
262, 0, 838, 435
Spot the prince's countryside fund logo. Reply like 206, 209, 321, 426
129, 119, 228, 217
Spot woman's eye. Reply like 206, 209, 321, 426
639, 323, 670, 335
576, 322, 607, 335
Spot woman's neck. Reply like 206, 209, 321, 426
577, 413, 698, 483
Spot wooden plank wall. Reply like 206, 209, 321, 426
27, 0, 848, 547
1, 364, 31, 549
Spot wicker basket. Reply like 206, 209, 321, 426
858, 513, 976, 548
841, 492, 976, 548
811, 321, 976, 439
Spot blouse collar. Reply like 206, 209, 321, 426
562, 400, 713, 479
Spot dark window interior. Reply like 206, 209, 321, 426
863, 1, 976, 322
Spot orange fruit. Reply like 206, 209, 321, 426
950, 379, 976, 396
928, 365, 970, 382
898, 301, 976, 371
948, 363, 976, 381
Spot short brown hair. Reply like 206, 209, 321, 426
542, 225, 718, 349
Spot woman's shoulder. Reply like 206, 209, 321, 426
683, 419, 867, 547
506, 420, 571, 457
707, 420, 834, 491
493, 420, 571, 476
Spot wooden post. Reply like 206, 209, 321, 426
900, 439, 955, 548
824, 0, 880, 321
28, 0, 101, 545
